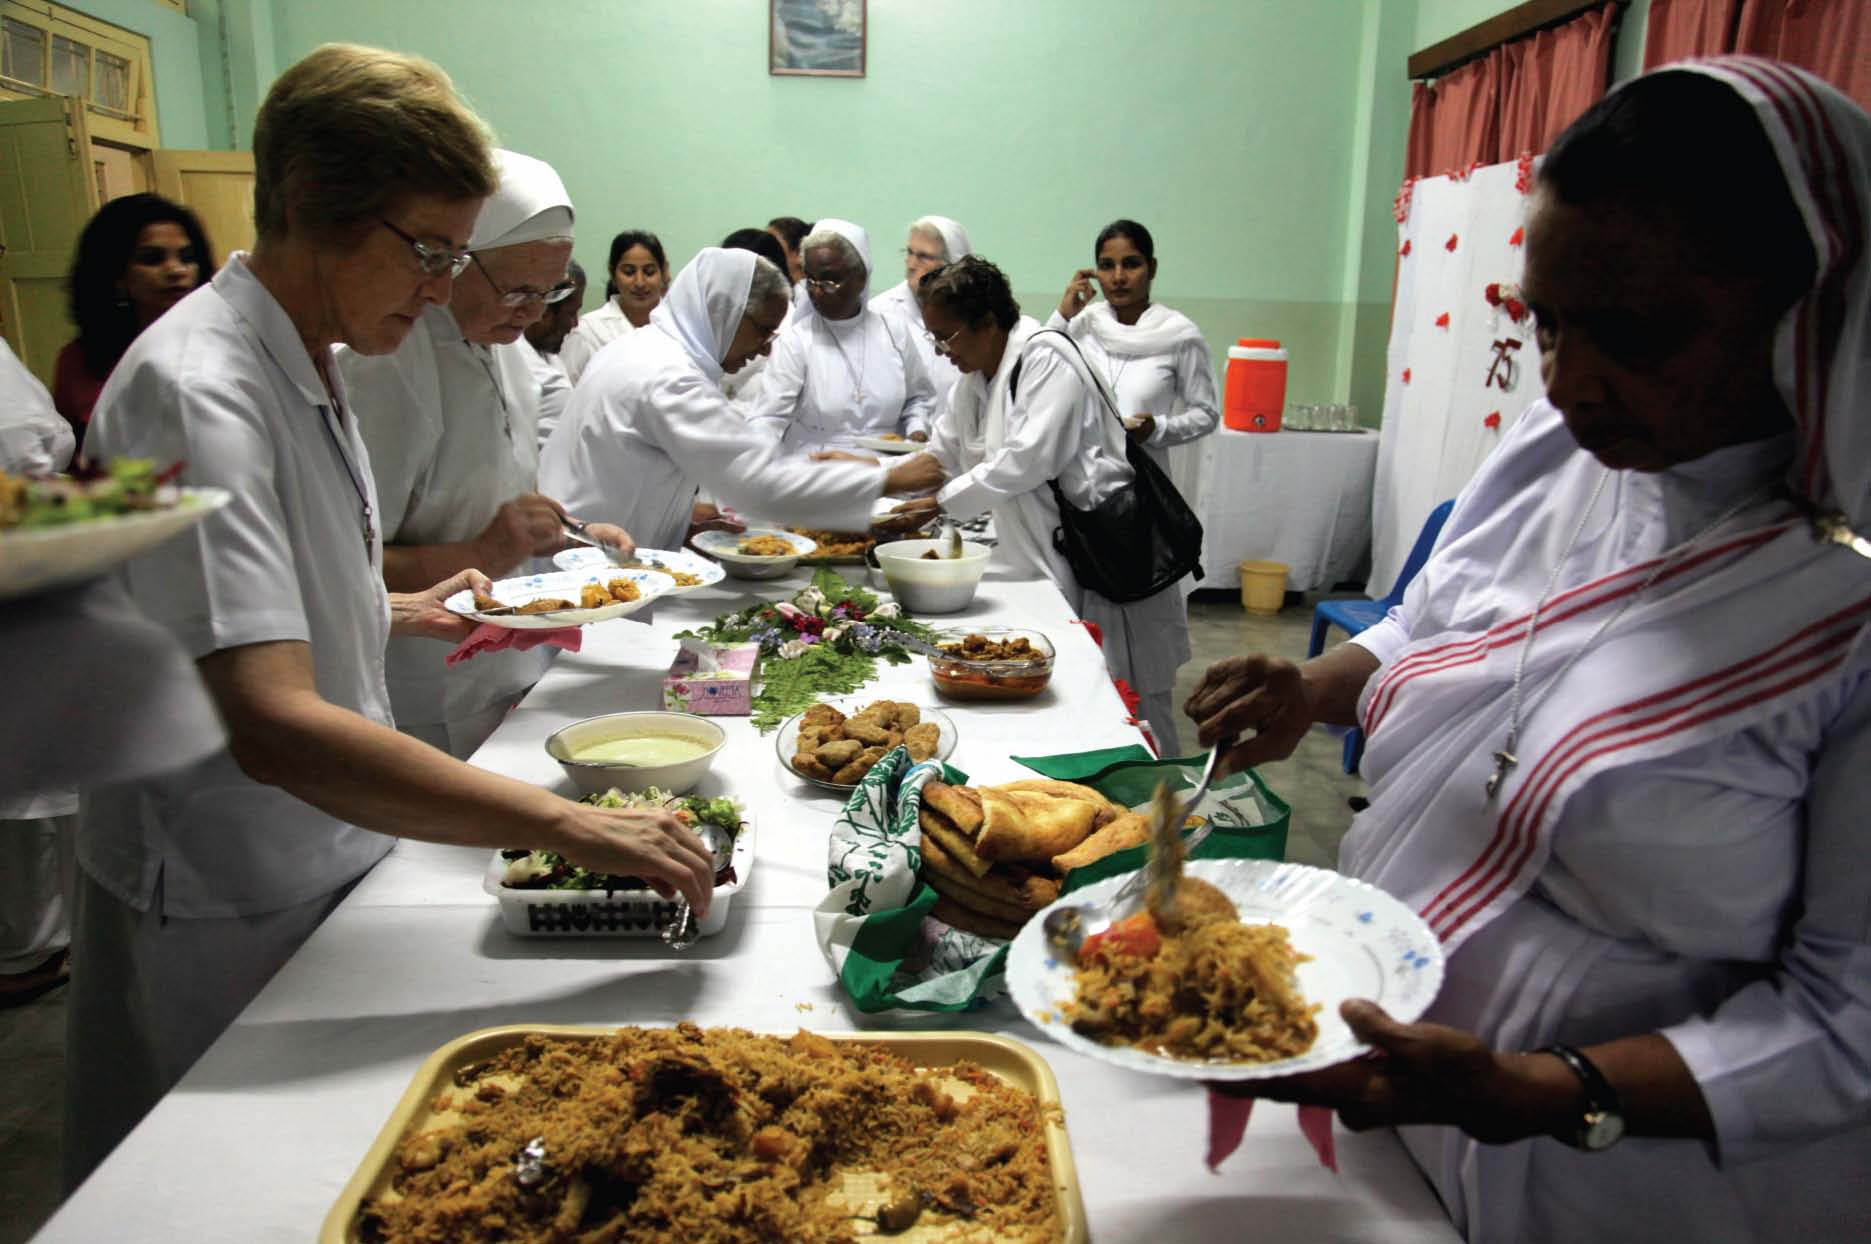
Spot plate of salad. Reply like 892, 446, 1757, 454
0, 459, 230, 600
481, 789, 754, 938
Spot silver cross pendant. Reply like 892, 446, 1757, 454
1485, 749, 1517, 799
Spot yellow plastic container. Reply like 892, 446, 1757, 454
1239, 560, 1289, 613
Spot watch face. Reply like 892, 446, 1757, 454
1582, 1110, 1626, 1151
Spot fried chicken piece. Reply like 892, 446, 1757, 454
904, 721, 940, 762
813, 738, 863, 767
842, 714, 895, 747
606, 577, 640, 602
792, 754, 834, 781
515, 596, 576, 614
579, 582, 610, 610
802, 704, 845, 732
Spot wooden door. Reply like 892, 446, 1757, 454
0, 94, 98, 386
150, 149, 255, 258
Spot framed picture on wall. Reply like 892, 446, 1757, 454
770, 0, 866, 77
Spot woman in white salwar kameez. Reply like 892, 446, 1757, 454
540, 247, 943, 551
1189, 60, 1871, 1244
898, 256, 1194, 753
340, 149, 626, 758
65, 46, 713, 1187
749, 219, 937, 452
869, 215, 973, 411
1051, 219, 1220, 519
558, 229, 667, 384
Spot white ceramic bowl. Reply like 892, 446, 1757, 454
691, 528, 816, 579
544, 711, 727, 796
873, 538, 992, 614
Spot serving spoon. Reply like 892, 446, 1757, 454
662, 820, 736, 950
1041, 746, 1225, 964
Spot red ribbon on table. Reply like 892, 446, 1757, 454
446, 623, 584, 666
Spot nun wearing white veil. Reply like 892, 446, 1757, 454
339, 149, 624, 758
749, 218, 937, 452
541, 247, 943, 551
871, 215, 973, 408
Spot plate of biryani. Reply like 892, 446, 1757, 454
787, 527, 875, 564
0, 460, 230, 600
324, 1023, 1086, 1244
691, 527, 817, 579
1007, 855, 1444, 1082
445, 567, 674, 630
553, 544, 725, 592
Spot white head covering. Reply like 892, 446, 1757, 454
468, 149, 574, 251
1342, 58, 1871, 955
649, 247, 756, 382
802, 218, 873, 316
913, 215, 973, 264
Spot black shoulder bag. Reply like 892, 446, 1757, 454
1008, 329, 1204, 603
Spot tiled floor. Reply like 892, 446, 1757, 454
0, 592, 1364, 1244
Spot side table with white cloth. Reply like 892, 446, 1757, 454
27, 566, 1457, 1244
1197, 428, 1380, 592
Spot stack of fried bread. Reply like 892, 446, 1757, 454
917, 778, 1154, 939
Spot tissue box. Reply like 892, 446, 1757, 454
662, 641, 761, 716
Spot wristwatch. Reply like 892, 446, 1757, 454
1542, 1043, 1626, 1151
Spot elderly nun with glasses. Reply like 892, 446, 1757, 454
749, 219, 938, 453
870, 215, 973, 412
69, 46, 715, 1184
338, 148, 630, 758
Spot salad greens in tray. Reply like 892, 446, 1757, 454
499, 788, 744, 892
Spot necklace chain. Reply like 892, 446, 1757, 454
1486, 471, 1775, 799
821, 317, 870, 405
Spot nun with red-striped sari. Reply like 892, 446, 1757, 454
1185, 60, 1870, 1243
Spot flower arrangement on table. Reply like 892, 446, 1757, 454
677, 569, 941, 732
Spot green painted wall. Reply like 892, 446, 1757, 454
254, 0, 1411, 413
59, 0, 210, 148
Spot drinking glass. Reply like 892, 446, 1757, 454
1286, 403, 1308, 430
1343, 403, 1360, 431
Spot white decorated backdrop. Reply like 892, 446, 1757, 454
1369, 159, 1548, 592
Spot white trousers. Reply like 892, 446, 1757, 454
63, 868, 353, 1188
0, 815, 76, 974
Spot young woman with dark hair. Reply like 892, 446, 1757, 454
559, 228, 668, 383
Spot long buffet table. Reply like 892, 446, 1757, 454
32, 564, 1458, 1244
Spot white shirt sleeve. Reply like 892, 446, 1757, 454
0, 340, 74, 474
894, 319, 937, 439
643, 368, 883, 531
745, 323, 808, 442
1150, 337, 1221, 448
558, 324, 598, 387
1661, 672, 1871, 1164
937, 350, 1083, 521
533, 354, 571, 453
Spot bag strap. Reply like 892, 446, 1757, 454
1010, 328, 1128, 432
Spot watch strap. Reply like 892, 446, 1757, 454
1542, 1043, 1624, 1148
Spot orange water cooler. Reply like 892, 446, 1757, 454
1224, 338, 1288, 432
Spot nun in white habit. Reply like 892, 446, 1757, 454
870, 215, 972, 409
749, 219, 936, 452
906, 256, 1193, 753
540, 248, 943, 551
339, 149, 623, 757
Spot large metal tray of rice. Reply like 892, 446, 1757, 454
321, 1023, 1086, 1243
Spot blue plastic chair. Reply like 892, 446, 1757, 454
1309, 499, 1455, 773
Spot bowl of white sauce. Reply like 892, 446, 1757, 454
544, 712, 728, 795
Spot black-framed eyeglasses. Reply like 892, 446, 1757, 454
471, 253, 576, 308
377, 217, 472, 278
923, 324, 965, 355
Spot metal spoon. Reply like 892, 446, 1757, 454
1042, 747, 1226, 964
662, 820, 735, 950
946, 521, 965, 559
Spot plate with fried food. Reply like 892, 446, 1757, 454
691, 527, 816, 578
444, 567, 674, 630
787, 527, 875, 564
853, 433, 919, 454
551, 544, 724, 592
776, 697, 956, 792
913, 778, 1162, 942
1007, 856, 1445, 1081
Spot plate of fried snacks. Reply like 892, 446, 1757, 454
777, 698, 955, 791
691, 527, 817, 579
1008, 847, 1444, 1081
853, 433, 919, 454
0, 460, 230, 599
552, 545, 724, 592
445, 567, 674, 630
325, 1023, 1086, 1244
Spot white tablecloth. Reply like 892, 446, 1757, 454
1198, 429, 1380, 593
30, 564, 1456, 1244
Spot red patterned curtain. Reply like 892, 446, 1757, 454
1644, 0, 1868, 110
1403, 2, 1619, 179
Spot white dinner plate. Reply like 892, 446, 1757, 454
690, 527, 816, 579
1007, 858, 1444, 1081
445, 567, 673, 631
852, 435, 918, 455
775, 696, 957, 793
551, 545, 725, 592
0, 486, 231, 601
